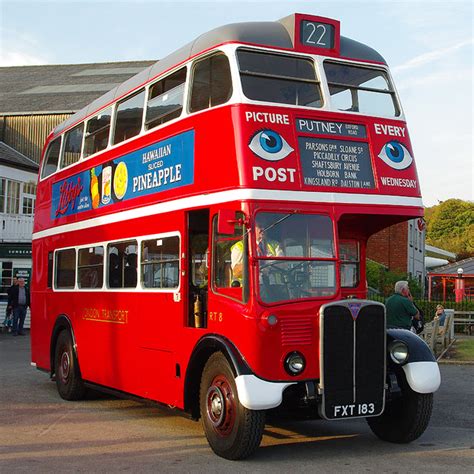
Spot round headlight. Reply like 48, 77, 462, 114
267, 314, 278, 326
284, 351, 306, 376
389, 340, 409, 365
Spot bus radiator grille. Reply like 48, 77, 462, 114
320, 302, 385, 420
280, 317, 313, 346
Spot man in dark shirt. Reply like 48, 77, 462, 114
7, 278, 30, 336
386, 280, 419, 330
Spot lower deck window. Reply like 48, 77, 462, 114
55, 249, 76, 289
107, 241, 138, 288
78, 246, 104, 289
141, 237, 179, 289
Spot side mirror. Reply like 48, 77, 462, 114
217, 209, 237, 235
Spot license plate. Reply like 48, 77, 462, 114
333, 402, 376, 418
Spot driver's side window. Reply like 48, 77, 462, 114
212, 212, 246, 301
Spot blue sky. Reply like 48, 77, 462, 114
1, 0, 472, 207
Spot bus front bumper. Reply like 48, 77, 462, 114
235, 375, 296, 410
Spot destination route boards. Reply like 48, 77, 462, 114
297, 119, 375, 189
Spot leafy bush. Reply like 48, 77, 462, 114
366, 259, 422, 298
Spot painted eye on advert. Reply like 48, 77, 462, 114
378, 141, 413, 170
249, 129, 294, 161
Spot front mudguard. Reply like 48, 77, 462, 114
387, 329, 441, 394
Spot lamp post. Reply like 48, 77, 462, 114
454, 267, 465, 303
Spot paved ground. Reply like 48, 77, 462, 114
0, 331, 473, 473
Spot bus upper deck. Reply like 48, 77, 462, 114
34, 13, 422, 239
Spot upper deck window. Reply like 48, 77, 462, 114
190, 53, 232, 113
113, 89, 146, 145
237, 50, 322, 108
61, 123, 84, 169
146, 68, 186, 130
41, 137, 61, 179
84, 107, 112, 158
324, 61, 400, 117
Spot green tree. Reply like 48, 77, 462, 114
425, 199, 474, 256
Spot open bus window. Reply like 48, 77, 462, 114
324, 61, 400, 117
190, 53, 232, 113
141, 236, 180, 289
41, 137, 61, 179
212, 212, 246, 301
237, 49, 322, 108
146, 68, 186, 130
340, 240, 360, 288
55, 248, 76, 289
78, 246, 104, 289
84, 107, 112, 158
107, 240, 137, 288
113, 89, 146, 145
61, 123, 84, 169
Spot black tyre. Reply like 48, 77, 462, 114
54, 329, 86, 401
200, 352, 265, 460
367, 370, 433, 443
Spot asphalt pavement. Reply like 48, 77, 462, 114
0, 331, 473, 473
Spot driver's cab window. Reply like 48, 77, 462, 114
212, 212, 246, 301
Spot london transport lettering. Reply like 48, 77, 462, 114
51, 130, 194, 219
82, 307, 129, 324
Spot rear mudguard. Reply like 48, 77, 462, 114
387, 329, 441, 394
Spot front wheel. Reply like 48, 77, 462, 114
200, 352, 265, 460
54, 329, 86, 401
367, 370, 433, 443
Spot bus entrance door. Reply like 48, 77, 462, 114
188, 209, 210, 328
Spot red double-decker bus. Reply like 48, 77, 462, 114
31, 13, 440, 459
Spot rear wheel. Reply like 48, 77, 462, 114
54, 329, 85, 401
200, 352, 265, 460
367, 370, 433, 443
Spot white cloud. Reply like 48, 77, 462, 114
393, 39, 473, 73
0, 27, 51, 66
0, 50, 48, 66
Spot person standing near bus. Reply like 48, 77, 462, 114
8, 277, 30, 336
385, 280, 420, 330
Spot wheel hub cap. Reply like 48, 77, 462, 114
206, 375, 237, 437
60, 352, 70, 383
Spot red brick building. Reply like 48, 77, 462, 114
367, 218, 426, 286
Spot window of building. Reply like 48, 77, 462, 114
6, 180, 20, 214
84, 107, 112, 158
61, 123, 84, 168
41, 137, 61, 179
22, 197, 35, 215
0, 178, 5, 213
55, 249, 76, 289
146, 68, 187, 130
78, 246, 104, 289
0, 261, 13, 301
113, 89, 146, 145
190, 53, 232, 113
22, 181, 36, 215
238, 49, 322, 107
107, 240, 138, 288
324, 61, 400, 117
141, 236, 180, 289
